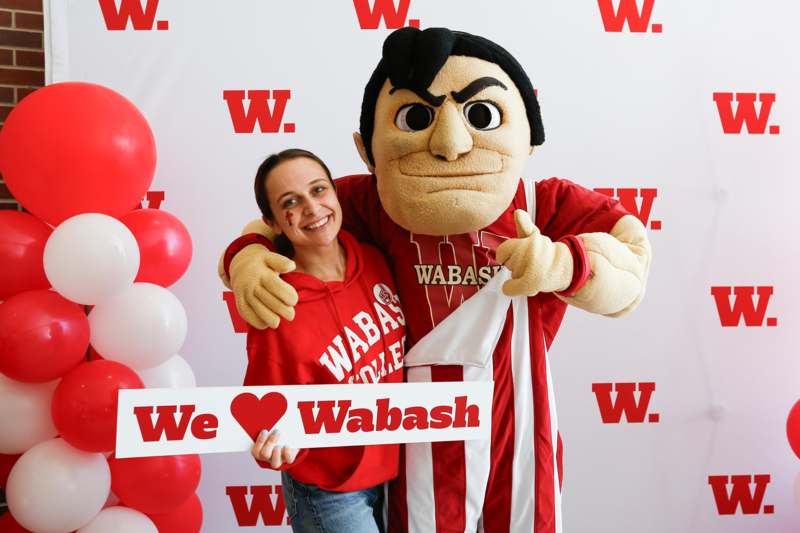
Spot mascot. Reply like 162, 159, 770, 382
220, 27, 651, 533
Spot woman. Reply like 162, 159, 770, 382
241, 149, 406, 533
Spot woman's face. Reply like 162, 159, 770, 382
265, 157, 342, 250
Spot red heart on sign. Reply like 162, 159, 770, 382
230, 392, 288, 441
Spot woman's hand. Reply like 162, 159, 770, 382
251, 429, 301, 469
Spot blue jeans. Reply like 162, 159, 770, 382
281, 471, 385, 533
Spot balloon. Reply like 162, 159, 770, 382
51, 360, 144, 453
44, 214, 140, 305
147, 493, 203, 533
0, 290, 89, 383
0, 512, 34, 532
0, 211, 51, 300
89, 283, 187, 369
120, 209, 193, 287
0, 453, 21, 489
136, 354, 196, 389
109, 454, 201, 515
77, 506, 157, 533
0, 375, 58, 454
6, 438, 110, 533
788, 399, 800, 460
0, 82, 156, 226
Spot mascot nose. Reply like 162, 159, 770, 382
429, 101, 473, 162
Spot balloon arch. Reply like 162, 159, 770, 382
0, 83, 202, 533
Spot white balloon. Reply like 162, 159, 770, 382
89, 283, 187, 369
77, 506, 157, 533
0, 374, 58, 454
7, 438, 110, 533
44, 213, 139, 305
136, 354, 197, 388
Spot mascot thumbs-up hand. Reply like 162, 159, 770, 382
496, 209, 574, 297
495, 209, 651, 316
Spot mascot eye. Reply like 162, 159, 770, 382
395, 104, 434, 132
464, 101, 502, 130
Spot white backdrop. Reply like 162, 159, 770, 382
47, 1, 800, 531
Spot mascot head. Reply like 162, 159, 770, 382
354, 27, 544, 235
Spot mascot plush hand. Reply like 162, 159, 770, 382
221, 27, 651, 533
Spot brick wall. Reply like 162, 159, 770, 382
0, 0, 44, 212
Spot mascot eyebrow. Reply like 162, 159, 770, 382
389, 85, 444, 107
450, 77, 507, 103
388, 76, 508, 107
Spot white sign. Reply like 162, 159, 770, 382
115, 381, 493, 458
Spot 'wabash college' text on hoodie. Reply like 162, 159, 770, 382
242, 230, 406, 492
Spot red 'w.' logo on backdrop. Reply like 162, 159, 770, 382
223, 90, 295, 134
226, 485, 290, 526
138, 190, 164, 209
353, 0, 419, 29
594, 188, 661, 230
98, 0, 168, 31
592, 382, 659, 423
713, 93, 780, 135
708, 475, 774, 515
597, 0, 662, 33
710, 286, 777, 327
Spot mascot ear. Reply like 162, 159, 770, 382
353, 132, 375, 174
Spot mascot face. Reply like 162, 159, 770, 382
368, 55, 532, 236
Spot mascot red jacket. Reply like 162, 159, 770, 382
221, 27, 652, 533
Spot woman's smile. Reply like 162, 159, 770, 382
303, 215, 332, 231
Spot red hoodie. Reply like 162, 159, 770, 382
242, 230, 406, 492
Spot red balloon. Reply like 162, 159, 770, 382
0, 512, 34, 532
51, 360, 144, 452
787, 399, 800, 460
0, 290, 89, 383
147, 493, 203, 533
0, 212, 51, 300
109, 454, 202, 515
0, 453, 21, 489
0, 82, 156, 226
120, 209, 193, 287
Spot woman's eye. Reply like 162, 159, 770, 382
395, 104, 434, 132
313, 186, 326, 194
282, 198, 297, 209
463, 101, 502, 130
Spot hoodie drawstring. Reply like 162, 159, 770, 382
357, 275, 391, 380
324, 285, 358, 374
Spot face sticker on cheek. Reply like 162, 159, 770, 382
286, 211, 294, 227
